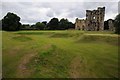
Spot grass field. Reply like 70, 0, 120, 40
2, 30, 119, 78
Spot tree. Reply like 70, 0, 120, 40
42, 21, 47, 30
47, 18, 59, 30
35, 22, 45, 30
42, 21, 47, 25
67, 22, 75, 29
59, 18, 69, 30
31, 24, 36, 30
59, 18, 74, 30
21, 24, 31, 30
114, 14, 120, 34
2, 12, 21, 31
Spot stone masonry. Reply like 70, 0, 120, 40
75, 18, 86, 30
108, 19, 115, 31
75, 7, 105, 31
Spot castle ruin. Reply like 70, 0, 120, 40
75, 19, 86, 30
75, 7, 105, 31
108, 19, 115, 31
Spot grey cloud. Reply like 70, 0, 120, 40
46, 9, 54, 17
118, 1, 120, 13
1, 2, 118, 24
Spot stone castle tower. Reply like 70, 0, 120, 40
75, 7, 105, 31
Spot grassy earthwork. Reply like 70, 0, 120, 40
2, 30, 119, 78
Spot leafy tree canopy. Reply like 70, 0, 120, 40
35, 22, 45, 30
59, 18, 74, 30
47, 18, 59, 30
2, 12, 21, 31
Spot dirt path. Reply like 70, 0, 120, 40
16, 44, 52, 78
69, 56, 97, 78
16, 51, 37, 78
69, 56, 82, 78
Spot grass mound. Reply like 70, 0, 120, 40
12, 35, 32, 42
50, 33, 73, 38
17, 31, 55, 35
50, 31, 84, 38
78, 34, 119, 45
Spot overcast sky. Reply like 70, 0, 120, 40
1, 0, 119, 24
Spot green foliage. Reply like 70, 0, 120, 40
2, 12, 21, 31
114, 13, 120, 34
35, 22, 45, 30
59, 18, 69, 30
59, 18, 74, 30
42, 21, 47, 25
47, 18, 59, 30
46, 18, 74, 30
1, 12, 75, 30
21, 24, 32, 30
67, 22, 75, 29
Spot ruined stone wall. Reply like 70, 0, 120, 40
98, 7, 105, 30
86, 7, 105, 31
75, 7, 105, 31
75, 18, 86, 30
108, 19, 115, 31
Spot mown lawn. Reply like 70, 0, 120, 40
2, 30, 119, 78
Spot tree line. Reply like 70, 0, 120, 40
1, 12, 120, 34
1, 12, 74, 31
